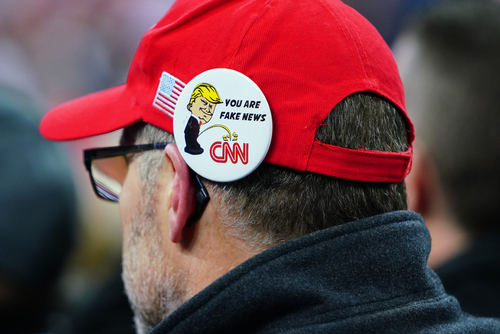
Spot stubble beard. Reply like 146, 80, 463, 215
122, 187, 188, 334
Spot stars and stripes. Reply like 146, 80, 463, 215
152, 72, 186, 117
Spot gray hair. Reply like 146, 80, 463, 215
122, 92, 409, 248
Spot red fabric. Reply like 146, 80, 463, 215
40, 0, 414, 182
307, 140, 412, 183
39, 85, 141, 141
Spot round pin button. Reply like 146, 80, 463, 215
173, 68, 273, 182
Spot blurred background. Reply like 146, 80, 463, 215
0, 1, 175, 332
4, 0, 499, 333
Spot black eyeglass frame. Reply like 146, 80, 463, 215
83, 142, 209, 225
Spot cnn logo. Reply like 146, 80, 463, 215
210, 142, 249, 164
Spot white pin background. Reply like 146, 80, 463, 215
173, 68, 273, 182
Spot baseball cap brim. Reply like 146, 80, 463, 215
40, 84, 142, 141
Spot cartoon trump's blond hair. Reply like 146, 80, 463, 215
189, 83, 222, 105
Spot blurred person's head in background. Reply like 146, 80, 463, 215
0, 1, 174, 333
394, 0, 500, 317
0, 85, 78, 333
0, 0, 175, 107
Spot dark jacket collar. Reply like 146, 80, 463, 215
151, 211, 500, 333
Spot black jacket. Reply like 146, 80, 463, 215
436, 231, 500, 318
151, 211, 500, 333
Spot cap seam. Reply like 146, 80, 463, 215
344, 15, 375, 88
320, 0, 373, 88
229, 0, 275, 68
303, 0, 363, 169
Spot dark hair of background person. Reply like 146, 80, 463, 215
404, 0, 500, 239
395, 0, 500, 319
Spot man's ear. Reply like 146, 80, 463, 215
165, 144, 196, 243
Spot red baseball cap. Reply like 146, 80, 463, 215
40, 0, 414, 183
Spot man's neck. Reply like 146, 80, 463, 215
169, 203, 264, 299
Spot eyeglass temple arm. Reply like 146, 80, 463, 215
186, 169, 210, 227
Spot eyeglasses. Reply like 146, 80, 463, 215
84, 143, 170, 202
83, 142, 210, 225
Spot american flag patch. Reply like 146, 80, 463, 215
152, 72, 186, 117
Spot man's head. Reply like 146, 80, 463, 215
394, 0, 500, 242
40, 0, 413, 332
187, 83, 222, 124
116, 91, 410, 332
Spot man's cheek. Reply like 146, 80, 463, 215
119, 163, 141, 238
119, 199, 134, 245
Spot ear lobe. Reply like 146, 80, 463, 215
165, 144, 196, 243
